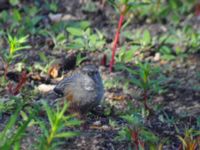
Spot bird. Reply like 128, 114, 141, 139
53, 64, 104, 113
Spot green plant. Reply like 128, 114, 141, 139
108, 0, 150, 72
9, 0, 20, 6
0, 76, 8, 88
115, 45, 139, 63
0, 104, 33, 150
177, 128, 200, 150
76, 53, 87, 67
37, 101, 81, 150
48, 32, 67, 51
117, 111, 159, 150
33, 52, 55, 74
22, 6, 42, 35
138, 0, 195, 24
45, 0, 58, 13
0, 98, 15, 114
2, 34, 31, 78
7, 34, 30, 62
81, 0, 98, 13
0, 5, 42, 35
116, 62, 164, 112
158, 111, 177, 127
104, 77, 122, 89
0, 10, 9, 23
66, 27, 105, 51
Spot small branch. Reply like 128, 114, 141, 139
8, 71, 27, 95
109, 14, 124, 72
143, 90, 154, 114
13, 71, 27, 95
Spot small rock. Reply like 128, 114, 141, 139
93, 121, 101, 126
102, 125, 110, 130
61, 14, 77, 21
37, 84, 55, 93
153, 53, 160, 61
48, 13, 62, 22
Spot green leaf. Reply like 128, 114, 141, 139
38, 52, 48, 62
107, 0, 117, 8
177, 135, 187, 148
159, 45, 172, 55
37, 120, 49, 138
0, 106, 21, 139
12, 9, 21, 22
58, 102, 69, 119
66, 27, 83, 36
128, 2, 150, 11
140, 129, 158, 143
66, 43, 84, 50
42, 101, 54, 129
17, 35, 29, 44
121, 114, 142, 126
124, 48, 137, 62
14, 45, 31, 51
9, 0, 19, 6
79, 21, 90, 30
143, 29, 151, 45
4, 115, 33, 147
64, 119, 82, 127
130, 78, 143, 88
161, 54, 175, 61
54, 131, 79, 138
82, 1, 97, 13
76, 53, 87, 67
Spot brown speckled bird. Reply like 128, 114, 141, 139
53, 64, 104, 113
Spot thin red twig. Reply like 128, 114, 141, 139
109, 14, 124, 72
130, 129, 144, 150
8, 71, 27, 95
100, 54, 107, 66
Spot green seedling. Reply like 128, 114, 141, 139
82, 0, 98, 13
0, 104, 33, 150
66, 27, 105, 51
115, 45, 139, 63
2, 34, 31, 78
48, 32, 67, 51
117, 111, 159, 150
45, 0, 58, 13
37, 101, 81, 150
108, 0, 150, 72
76, 53, 87, 67
9, 0, 20, 6
116, 62, 164, 113
177, 128, 200, 150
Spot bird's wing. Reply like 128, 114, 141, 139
54, 73, 80, 95
81, 76, 96, 91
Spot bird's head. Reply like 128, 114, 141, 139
81, 64, 102, 83
81, 64, 98, 76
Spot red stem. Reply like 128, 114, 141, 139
109, 14, 124, 72
13, 71, 27, 95
100, 54, 107, 66
143, 90, 154, 115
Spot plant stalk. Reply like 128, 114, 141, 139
109, 14, 124, 72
